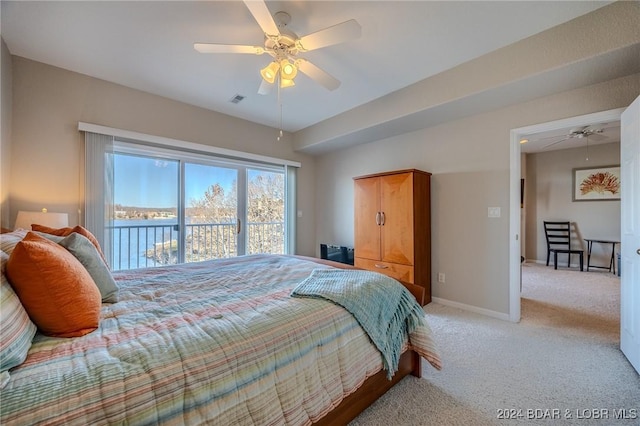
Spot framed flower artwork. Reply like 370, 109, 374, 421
572, 165, 620, 201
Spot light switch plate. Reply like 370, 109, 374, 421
488, 207, 501, 218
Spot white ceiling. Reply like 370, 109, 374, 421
1, 1, 612, 135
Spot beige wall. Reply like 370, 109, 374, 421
525, 142, 621, 267
8, 56, 317, 256
1, 39, 12, 229
315, 73, 639, 316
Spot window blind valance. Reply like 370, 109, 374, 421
78, 122, 301, 168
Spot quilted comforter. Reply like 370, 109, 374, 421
0, 254, 440, 425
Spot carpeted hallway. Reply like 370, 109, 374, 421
350, 263, 639, 425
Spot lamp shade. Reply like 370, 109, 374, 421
14, 210, 69, 231
280, 78, 295, 88
260, 62, 280, 84
279, 59, 298, 80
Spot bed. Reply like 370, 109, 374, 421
0, 228, 441, 425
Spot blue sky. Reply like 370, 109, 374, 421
114, 154, 236, 208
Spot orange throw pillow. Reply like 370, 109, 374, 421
5, 232, 101, 338
31, 224, 108, 267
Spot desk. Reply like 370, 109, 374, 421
584, 239, 619, 274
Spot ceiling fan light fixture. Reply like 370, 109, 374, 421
260, 61, 280, 84
279, 59, 298, 80
280, 77, 295, 88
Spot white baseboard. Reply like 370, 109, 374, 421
431, 297, 512, 322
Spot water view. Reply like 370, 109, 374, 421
111, 218, 179, 270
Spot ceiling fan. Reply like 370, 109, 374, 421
194, 0, 361, 95
538, 126, 608, 150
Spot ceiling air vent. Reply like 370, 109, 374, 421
229, 94, 245, 104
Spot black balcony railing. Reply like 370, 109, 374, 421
109, 221, 284, 271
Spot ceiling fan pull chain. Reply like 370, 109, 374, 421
277, 78, 283, 141
585, 135, 589, 161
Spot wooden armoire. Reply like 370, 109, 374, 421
353, 169, 431, 304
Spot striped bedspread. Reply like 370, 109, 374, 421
0, 255, 440, 425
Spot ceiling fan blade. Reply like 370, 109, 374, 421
243, 0, 280, 37
529, 133, 568, 142
258, 79, 274, 95
194, 43, 265, 54
297, 19, 361, 52
296, 59, 341, 91
542, 137, 570, 150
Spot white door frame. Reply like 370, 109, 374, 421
508, 108, 626, 322
620, 96, 640, 373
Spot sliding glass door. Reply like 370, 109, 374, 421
184, 162, 240, 262
246, 168, 285, 255
112, 153, 180, 270
110, 147, 286, 270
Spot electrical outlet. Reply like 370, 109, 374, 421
438, 272, 445, 283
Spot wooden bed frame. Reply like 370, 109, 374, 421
315, 350, 421, 425
295, 256, 424, 425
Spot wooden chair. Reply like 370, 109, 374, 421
543, 221, 584, 271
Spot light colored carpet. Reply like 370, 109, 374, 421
349, 264, 640, 425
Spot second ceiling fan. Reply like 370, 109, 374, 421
194, 0, 361, 94
538, 126, 609, 150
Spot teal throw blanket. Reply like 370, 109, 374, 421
291, 269, 425, 379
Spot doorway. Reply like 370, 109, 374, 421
508, 108, 625, 322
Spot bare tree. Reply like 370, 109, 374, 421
146, 172, 285, 264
